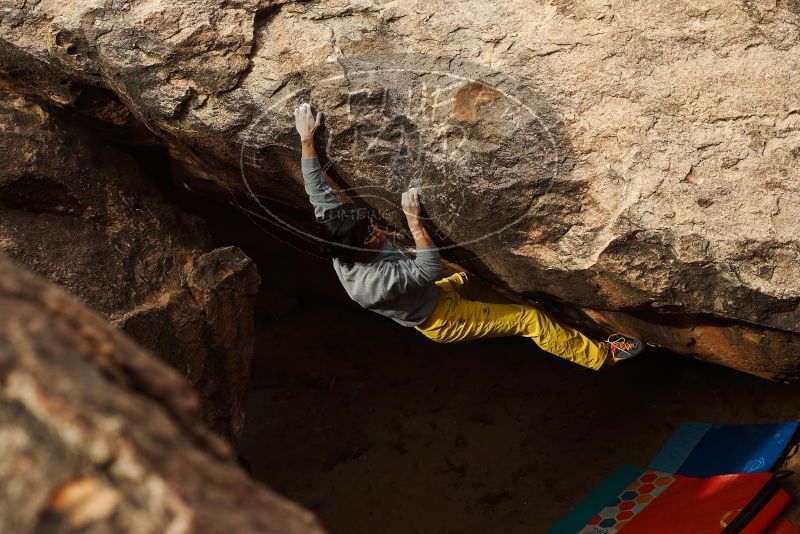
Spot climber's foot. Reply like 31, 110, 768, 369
604, 334, 646, 364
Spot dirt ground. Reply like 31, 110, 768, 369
237, 234, 800, 534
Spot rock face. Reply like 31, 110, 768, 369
0, 254, 324, 534
0, 91, 260, 440
2, 0, 800, 377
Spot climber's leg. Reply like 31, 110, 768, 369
415, 282, 609, 370
443, 271, 515, 304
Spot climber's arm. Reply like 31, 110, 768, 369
402, 187, 441, 281
301, 137, 317, 159
402, 187, 435, 250
295, 103, 341, 220
300, 155, 341, 220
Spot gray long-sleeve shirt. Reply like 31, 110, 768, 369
301, 157, 442, 327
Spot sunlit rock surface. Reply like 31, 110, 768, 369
2, 0, 799, 377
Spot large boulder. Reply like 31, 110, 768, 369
0, 254, 323, 534
0, 90, 260, 440
2, 0, 799, 377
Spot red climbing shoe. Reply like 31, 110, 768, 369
605, 334, 645, 363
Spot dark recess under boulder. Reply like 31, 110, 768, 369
0, 90, 260, 441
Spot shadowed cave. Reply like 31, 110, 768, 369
186, 193, 800, 533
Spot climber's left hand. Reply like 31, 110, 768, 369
294, 102, 322, 142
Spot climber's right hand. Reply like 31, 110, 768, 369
293, 102, 322, 142
401, 187, 423, 224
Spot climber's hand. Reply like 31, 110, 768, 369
401, 187, 423, 225
294, 102, 322, 142
402, 187, 435, 249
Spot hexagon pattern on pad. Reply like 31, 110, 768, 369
579, 470, 675, 533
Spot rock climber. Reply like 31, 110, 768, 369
293, 102, 645, 369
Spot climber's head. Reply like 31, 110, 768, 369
319, 204, 384, 264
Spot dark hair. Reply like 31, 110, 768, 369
319, 204, 380, 264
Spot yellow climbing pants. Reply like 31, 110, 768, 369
415, 272, 609, 370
